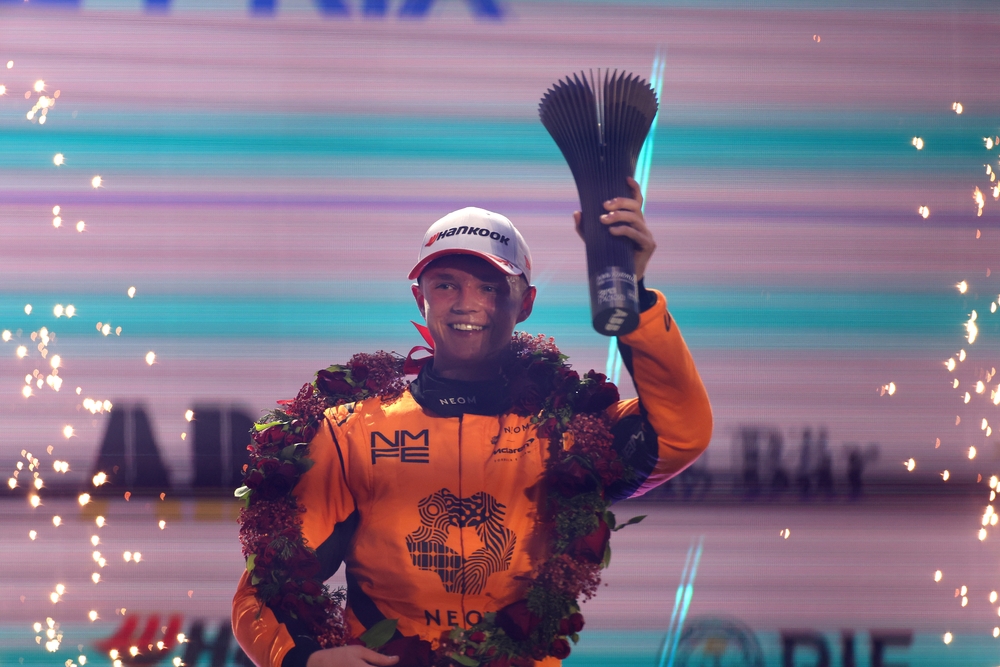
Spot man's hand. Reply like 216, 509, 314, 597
572, 176, 656, 281
305, 645, 400, 667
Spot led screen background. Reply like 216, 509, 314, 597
2, 1, 1000, 666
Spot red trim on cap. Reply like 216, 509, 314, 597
407, 249, 524, 281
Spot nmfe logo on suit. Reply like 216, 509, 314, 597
371, 429, 430, 464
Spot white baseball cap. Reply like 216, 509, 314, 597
408, 207, 533, 284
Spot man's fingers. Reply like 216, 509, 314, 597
572, 211, 584, 241
607, 223, 653, 249
363, 649, 399, 666
627, 175, 644, 207
602, 196, 642, 213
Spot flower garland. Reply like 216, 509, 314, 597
236, 333, 644, 667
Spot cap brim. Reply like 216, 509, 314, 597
407, 249, 524, 281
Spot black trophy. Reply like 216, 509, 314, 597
539, 70, 659, 337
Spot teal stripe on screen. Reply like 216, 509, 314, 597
0, 288, 980, 349
0, 112, 992, 175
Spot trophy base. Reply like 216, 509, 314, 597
590, 265, 640, 336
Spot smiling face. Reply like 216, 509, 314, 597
412, 254, 536, 381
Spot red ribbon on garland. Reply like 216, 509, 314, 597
403, 320, 435, 375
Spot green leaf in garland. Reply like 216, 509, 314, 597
611, 515, 646, 532
255, 421, 282, 431
246, 554, 256, 573
603, 510, 617, 531
571, 633, 580, 644
601, 542, 612, 569
449, 652, 479, 667
251, 573, 261, 586
360, 618, 398, 649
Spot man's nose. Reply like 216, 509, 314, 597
451, 287, 482, 312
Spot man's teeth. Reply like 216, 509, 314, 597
451, 323, 484, 331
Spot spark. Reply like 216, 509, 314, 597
960, 350, 967, 361
53, 217, 61, 228
88, 611, 98, 622
905, 458, 916, 472
29, 530, 36, 540
943, 470, 950, 481
52, 205, 59, 215
2, 330, 10, 342
145, 351, 156, 365
5, 61, 10, 69
33, 80, 45, 93
95, 516, 105, 528
91, 535, 99, 546
994, 627, 999, 638
779, 528, 790, 539
62, 425, 74, 439
53, 153, 64, 166
33, 478, 42, 489
935, 570, 943, 582
953, 102, 963, 114
918, 205, 930, 219
91, 572, 101, 584
30, 495, 40, 508
980, 528, 988, 541
91, 176, 102, 189
78, 493, 90, 506
958, 281, 968, 294
76, 221, 85, 233
969, 446, 977, 459
50, 355, 60, 369
185, 409, 194, 421
7, 478, 15, 489
128, 286, 136, 298
965, 392, 971, 404
988, 137, 996, 150
133, 552, 142, 563
975, 187, 985, 216
953, 379, 960, 388
158, 520, 166, 530
944, 632, 953, 644
53, 305, 63, 317
993, 591, 999, 603
962, 596, 968, 607
92, 472, 107, 486
912, 137, 924, 150
123, 551, 132, 562
50, 593, 59, 604
52, 516, 61, 527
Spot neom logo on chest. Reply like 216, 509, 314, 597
438, 396, 477, 406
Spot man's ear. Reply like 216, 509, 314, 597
411, 283, 426, 318
516, 285, 537, 324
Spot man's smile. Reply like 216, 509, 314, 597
450, 323, 487, 331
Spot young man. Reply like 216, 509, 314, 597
233, 179, 713, 667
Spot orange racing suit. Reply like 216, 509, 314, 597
233, 288, 713, 667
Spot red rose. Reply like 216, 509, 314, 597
484, 657, 510, 667
569, 613, 585, 633
244, 469, 264, 490
277, 461, 298, 482
300, 580, 322, 597
350, 363, 370, 384
470, 632, 486, 643
569, 518, 610, 564
550, 638, 571, 660
286, 550, 321, 578
301, 425, 317, 443
547, 459, 596, 497
316, 369, 354, 396
256, 425, 286, 445
558, 618, 570, 635
496, 600, 541, 642
380, 635, 433, 667
575, 373, 620, 413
